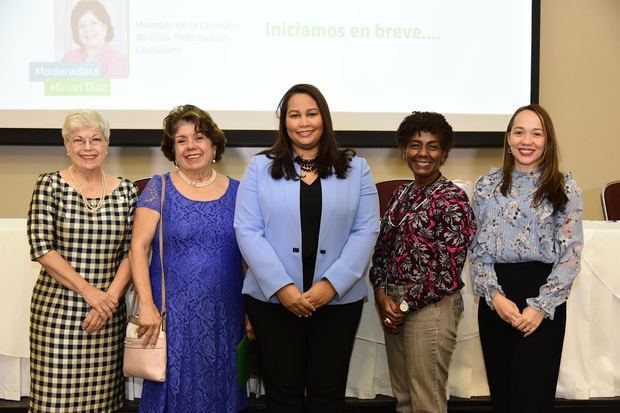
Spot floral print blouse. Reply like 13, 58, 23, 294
469, 168, 583, 319
370, 176, 476, 312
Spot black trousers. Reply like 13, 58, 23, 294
245, 296, 363, 413
478, 262, 566, 413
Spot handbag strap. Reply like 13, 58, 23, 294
127, 175, 167, 331
159, 175, 167, 331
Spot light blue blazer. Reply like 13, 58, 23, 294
234, 154, 380, 305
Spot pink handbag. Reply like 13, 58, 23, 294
123, 175, 167, 382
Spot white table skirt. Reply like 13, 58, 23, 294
2, 220, 619, 401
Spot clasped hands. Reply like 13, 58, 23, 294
82, 285, 119, 333
276, 280, 336, 317
492, 293, 544, 337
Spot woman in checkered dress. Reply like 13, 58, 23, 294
27, 110, 138, 412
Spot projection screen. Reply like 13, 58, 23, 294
0, 0, 539, 147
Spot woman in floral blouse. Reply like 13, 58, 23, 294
470, 104, 583, 412
370, 111, 476, 413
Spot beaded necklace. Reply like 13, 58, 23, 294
294, 156, 319, 173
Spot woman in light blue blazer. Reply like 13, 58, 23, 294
234, 84, 380, 413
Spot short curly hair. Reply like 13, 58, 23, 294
160, 105, 226, 163
396, 111, 455, 162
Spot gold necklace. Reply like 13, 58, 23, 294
178, 169, 217, 187
69, 166, 106, 212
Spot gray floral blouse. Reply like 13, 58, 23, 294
469, 168, 583, 319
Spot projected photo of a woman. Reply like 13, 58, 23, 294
62, 0, 128, 78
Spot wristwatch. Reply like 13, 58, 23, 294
399, 300, 409, 313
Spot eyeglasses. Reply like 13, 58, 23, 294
69, 135, 106, 147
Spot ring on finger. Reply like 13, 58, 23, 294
384, 317, 391, 325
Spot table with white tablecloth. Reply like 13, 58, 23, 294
0, 219, 39, 401
1, 219, 619, 401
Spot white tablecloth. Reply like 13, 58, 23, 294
0, 219, 38, 401
2, 219, 619, 401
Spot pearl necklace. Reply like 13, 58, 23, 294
69, 166, 106, 212
178, 169, 217, 187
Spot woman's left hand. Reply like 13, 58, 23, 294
82, 285, 118, 320
512, 305, 545, 337
244, 314, 256, 341
82, 308, 107, 333
303, 279, 336, 309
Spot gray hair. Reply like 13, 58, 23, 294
61, 110, 110, 142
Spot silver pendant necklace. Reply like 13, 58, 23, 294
385, 179, 442, 228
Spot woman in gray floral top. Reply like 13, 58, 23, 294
470, 104, 583, 413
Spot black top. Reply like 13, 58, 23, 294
300, 178, 322, 292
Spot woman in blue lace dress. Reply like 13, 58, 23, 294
470, 104, 583, 412
129, 105, 245, 412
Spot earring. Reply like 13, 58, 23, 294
212, 158, 216, 164
66, 152, 69, 156
402, 152, 406, 160
507, 146, 512, 154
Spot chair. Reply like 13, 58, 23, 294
602, 180, 620, 220
452, 179, 473, 200
134, 177, 152, 196
375, 179, 412, 217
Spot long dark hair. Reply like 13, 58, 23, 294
260, 84, 352, 180
501, 104, 568, 212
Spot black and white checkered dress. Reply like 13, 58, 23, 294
27, 172, 137, 413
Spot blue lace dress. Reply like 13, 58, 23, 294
137, 173, 245, 413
